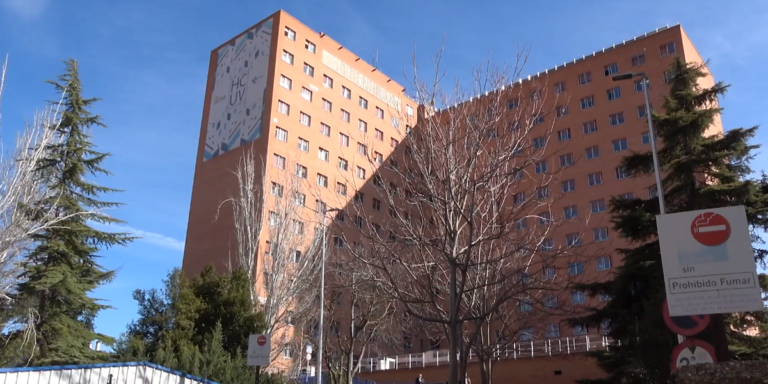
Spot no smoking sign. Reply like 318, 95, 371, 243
691, 212, 731, 247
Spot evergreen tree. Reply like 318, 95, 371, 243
572, 58, 768, 384
1, 59, 133, 366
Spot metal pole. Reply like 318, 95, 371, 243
642, 75, 685, 345
317, 214, 327, 384
642, 75, 666, 215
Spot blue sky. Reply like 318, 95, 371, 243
0, 0, 766, 340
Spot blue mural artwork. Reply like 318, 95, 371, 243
204, 17, 273, 161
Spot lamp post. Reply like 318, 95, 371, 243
317, 207, 341, 384
612, 72, 665, 214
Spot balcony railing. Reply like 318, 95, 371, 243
358, 335, 613, 372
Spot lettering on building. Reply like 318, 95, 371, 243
322, 50, 401, 111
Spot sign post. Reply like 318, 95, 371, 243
248, 334, 271, 384
657, 205, 762, 363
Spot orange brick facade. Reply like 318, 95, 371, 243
182, 9, 718, 382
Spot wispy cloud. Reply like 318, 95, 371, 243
90, 222, 185, 252
0, 0, 49, 20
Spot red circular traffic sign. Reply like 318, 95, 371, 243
690, 212, 731, 247
662, 300, 710, 336
670, 339, 716, 371
257, 335, 267, 346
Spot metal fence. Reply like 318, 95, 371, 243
358, 335, 612, 372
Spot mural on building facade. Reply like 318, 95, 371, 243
204, 17, 273, 161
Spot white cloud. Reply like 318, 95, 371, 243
0, 0, 49, 20
90, 222, 185, 252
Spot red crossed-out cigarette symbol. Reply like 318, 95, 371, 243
690, 212, 731, 247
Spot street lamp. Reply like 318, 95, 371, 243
317, 207, 341, 384
612, 72, 666, 214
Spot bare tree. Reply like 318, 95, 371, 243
338, 45, 591, 384
0, 56, 66, 306
220, 148, 324, 370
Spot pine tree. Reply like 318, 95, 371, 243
3, 59, 133, 365
572, 58, 768, 384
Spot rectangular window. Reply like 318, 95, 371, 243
536, 187, 550, 199
637, 105, 647, 118
604, 62, 619, 76
293, 192, 306, 206
583, 120, 597, 134
572, 293, 587, 306
337, 157, 348, 171
585, 145, 600, 160
642, 132, 651, 144
619, 192, 635, 200
609, 112, 625, 126
358, 120, 367, 132
342, 86, 351, 99
270, 182, 284, 197
298, 138, 309, 152
535, 161, 548, 174
540, 238, 554, 251
300, 112, 311, 127
357, 143, 367, 155
275, 127, 288, 142
341, 109, 350, 123
607, 86, 622, 101
543, 267, 556, 280
339, 133, 349, 147
282, 50, 294, 65
322, 98, 332, 112
301, 87, 313, 101
612, 138, 628, 152
631, 53, 646, 67
372, 199, 381, 211
580, 96, 594, 109
356, 166, 366, 179
553, 81, 566, 95
513, 192, 525, 205
593, 227, 609, 242
268, 211, 279, 226
320, 123, 331, 137
574, 323, 588, 334
615, 166, 630, 180
663, 70, 674, 83
335, 182, 347, 196
284, 27, 296, 40
317, 174, 328, 188
359, 97, 368, 109
323, 75, 334, 88
519, 300, 533, 313
305, 40, 316, 53
533, 136, 547, 149
660, 42, 677, 57
374, 129, 384, 141
532, 113, 545, 125
597, 256, 612, 271
279, 75, 292, 90
558, 128, 571, 142
538, 212, 551, 225
634, 79, 648, 92
391, 138, 399, 148
559, 153, 574, 168
507, 98, 520, 110
578, 71, 592, 85
295, 164, 307, 179
566, 233, 581, 247
561, 178, 576, 193
514, 218, 527, 231
390, 117, 400, 129
374, 151, 383, 164
318, 148, 329, 162
569, 262, 584, 276
590, 199, 606, 213
588, 172, 603, 186
564, 205, 578, 220
278, 100, 290, 115
556, 104, 569, 118
273, 154, 286, 170
303, 63, 314, 77
546, 324, 561, 338
406, 105, 414, 116
375, 107, 384, 119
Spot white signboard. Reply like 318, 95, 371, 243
247, 334, 271, 366
657, 205, 763, 316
